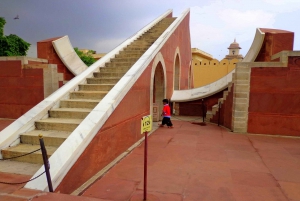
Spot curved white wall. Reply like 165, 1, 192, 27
52, 36, 88, 75
171, 28, 265, 102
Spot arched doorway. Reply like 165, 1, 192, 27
153, 62, 165, 121
173, 49, 181, 115
174, 55, 180, 90
150, 52, 166, 122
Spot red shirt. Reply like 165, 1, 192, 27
162, 104, 171, 117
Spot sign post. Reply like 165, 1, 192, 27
141, 115, 152, 201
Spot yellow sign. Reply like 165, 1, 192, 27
141, 115, 152, 134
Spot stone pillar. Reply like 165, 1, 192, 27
232, 63, 251, 133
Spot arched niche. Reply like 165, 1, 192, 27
150, 52, 166, 122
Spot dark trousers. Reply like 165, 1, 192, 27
162, 117, 173, 126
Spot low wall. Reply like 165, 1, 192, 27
37, 37, 75, 81
178, 91, 223, 116
0, 60, 44, 118
248, 56, 300, 136
210, 84, 234, 129
0, 57, 63, 119
247, 29, 299, 136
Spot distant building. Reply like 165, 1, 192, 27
191, 48, 214, 61
225, 39, 243, 60
191, 47, 237, 88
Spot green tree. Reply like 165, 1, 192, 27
0, 17, 30, 56
74, 47, 95, 66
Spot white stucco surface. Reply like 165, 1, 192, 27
52, 36, 88, 75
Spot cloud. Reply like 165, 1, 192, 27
218, 9, 275, 29
189, 0, 294, 60
94, 38, 127, 53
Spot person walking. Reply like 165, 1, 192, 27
159, 99, 173, 128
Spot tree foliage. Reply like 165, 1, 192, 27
0, 17, 31, 56
74, 47, 95, 66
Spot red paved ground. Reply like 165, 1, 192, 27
80, 120, 300, 201
2, 120, 300, 200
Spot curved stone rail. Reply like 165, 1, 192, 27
171, 28, 265, 102
52, 36, 88, 75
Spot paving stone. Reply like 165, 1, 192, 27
279, 181, 300, 201
0, 172, 31, 194
0, 195, 28, 201
231, 169, 279, 187
82, 176, 139, 200
32, 193, 109, 201
230, 185, 288, 201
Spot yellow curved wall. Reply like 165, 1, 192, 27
192, 58, 238, 87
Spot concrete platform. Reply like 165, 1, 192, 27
2, 118, 300, 200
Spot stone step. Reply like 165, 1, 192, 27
110, 57, 138, 63
79, 84, 114, 91
116, 49, 145, 55
35, 118, 83, 132
1, 144, 57, 164
60, 99, 100, 109
70, 91, 108, 99
0, 160, 41, 175
114, 53, 141, 59
20, 130, 71, 146
206, 111, 213, 122
49, 108, 92, 119
137, 35, 160, 41
131, 40, 154, 45
105, 62, 134, 68
99, 66, 131, 73
148, 26, 169, 31
93, 72, 125, 78
124, 46, 149, 51
146, 29, 167, 34
87, 77, 119, 84
212, 104, 219, 115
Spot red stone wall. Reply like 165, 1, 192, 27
37, 37, 74, 81
247, 29, 298, 136
160, 15, 192, 99
255, 29, 294, 62
56, 12, 192, 194
223, 84, 234, 129
248, 57, 300, 136
210, 84, 234, 130
178, 91, 224, 116
0, 61, 44, 119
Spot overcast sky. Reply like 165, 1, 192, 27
1, 0, 300, 60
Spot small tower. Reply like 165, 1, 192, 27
225, 39, 243, 60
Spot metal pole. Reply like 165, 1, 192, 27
39, 134, 53, 192
218, 101, 221, 126
143, 131, 148, 201
202, 99, 205, 123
